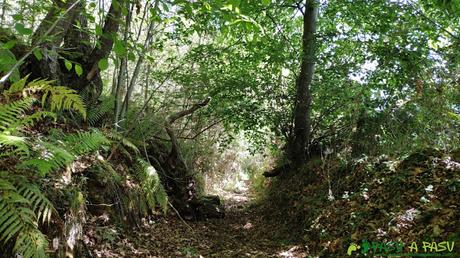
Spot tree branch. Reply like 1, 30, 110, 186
167, 97, 211, 124
85, 0, 122, 81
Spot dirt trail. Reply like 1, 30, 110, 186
89, 192, 307, 258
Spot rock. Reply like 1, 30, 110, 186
191, 195, 225, 220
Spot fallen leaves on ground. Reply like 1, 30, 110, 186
84, 193, 307, 258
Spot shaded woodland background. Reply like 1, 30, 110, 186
0, 0, 459, 257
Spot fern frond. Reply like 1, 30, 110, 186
0, 173, 51, 258
87, 96, 115, 126
19, 130, 110, 176
63, 130, 111, 155
25, 79, 86, 119
17, 183, 54, 224
0, 134, 29, 157
0, 97, 35, 132
135, 158, 168, 213
105, 130, 140, 154
19, 142, 74, 176
14, 226, 47, 258
43, 86, 86, 118
7, 111, 57, 133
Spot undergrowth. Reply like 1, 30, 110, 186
0, 78, 168, 257
262, 149, 460, 256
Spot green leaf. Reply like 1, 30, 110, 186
75, 64, 83, 77
230, 0, 241, 7
3, 40, 17, 50
0, 48, 20, 82
14, 23, 33, 35
98, 58, 109, 71
114, 40, 127, 56
95, 25, 103, 36
262, 0, 270, 6
6, 76, 28, 94
33, 48, 43, 61
121, 6, 129, 16
12, 14, 22, 21
128, 52, 136, 61
64, 60, 73, 71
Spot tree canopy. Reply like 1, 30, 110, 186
0, 0, 459, 257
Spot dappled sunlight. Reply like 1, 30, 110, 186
279, 246, 308, 258
1, 0, 458, 256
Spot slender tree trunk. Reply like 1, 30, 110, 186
121, 23, 155, 117
144, 64, 150, 105
120, 0, 158, 118
1, 0, 8, 26
115, 57, 128, 125
289, 0, 318, 168
114, 2, 132, 126
111, 60, 119, 96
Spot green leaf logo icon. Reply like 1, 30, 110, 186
347, 243, 360, 255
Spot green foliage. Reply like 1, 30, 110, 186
135, 158, 168, 214
86, 95, 115, 126
21, 130, 110, 176
0, 78, 108, 257
0, 97, 36, 132
0, 79, 89, 164
74, 64, 83, 77
37, 83, 86, 119
0, 173, 53, 258
62, 130, 110, 155
98, 58, 109, 71
0, 43, 20, 83
105, 130, 140, 154
3, 78, 86, 119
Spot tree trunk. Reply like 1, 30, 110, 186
148, 98, 211, 218
289, 0, 318, 168
114, 1, 132, 126
121, 0, 158, 118
19, 0, 122, 106
1, 0, 8, 26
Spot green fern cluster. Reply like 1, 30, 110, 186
0, 78, 86, 160
0, 172, 53, 258
86, 95, 115, 126
135, 158, 168, 214
105, 130, 140, 154
1, 77, 170, 257
4, 76, 86, 118
20, 130, 110, 176
0, 78, 102, 257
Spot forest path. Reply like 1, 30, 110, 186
94, 191, 307, 257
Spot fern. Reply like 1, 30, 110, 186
0, 134, 29, 157
135, 158, 168, 213
0, 78, 99, 257
0, 97, 36, 132
8, 112, 57, 133
41, 86, 86, 119
13, 79, 87, 119
105, 130, 140, 154
62, 130, 110, 155
86, 95, 115, 126
20, 130, 110, 176
0, 173, 52, 258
